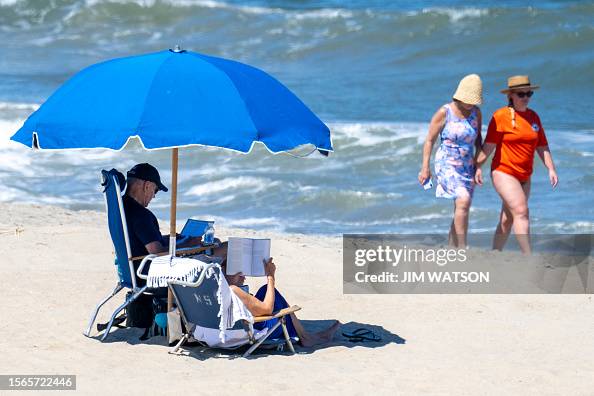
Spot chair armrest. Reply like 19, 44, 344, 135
253, 305, 301, 323
167, 262, 219, 287
137, 251, 220, 283
130, 245, 212, 262
136, 254, 157, 280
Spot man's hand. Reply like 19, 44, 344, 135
177, 235, 203, 249
264, 257, 276, 279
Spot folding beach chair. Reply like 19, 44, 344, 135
167, 262, 301, 358
84, 169, 208, 341
82, 169, 148, 340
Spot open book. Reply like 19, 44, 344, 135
226, 237, 271, 277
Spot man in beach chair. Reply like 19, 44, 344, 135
124, 164, 201, 268
123, 163, 172, 258
83, 167, 209, 341
83, 167, 155, 340
123, 163, 227, 285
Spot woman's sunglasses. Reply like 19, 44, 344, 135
515, 91, 534, 98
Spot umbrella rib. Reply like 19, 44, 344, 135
133, 52, 176, 144
187, 52, 259, 143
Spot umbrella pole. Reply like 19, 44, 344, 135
169, 147, 178, 256
167, 148, 179, 321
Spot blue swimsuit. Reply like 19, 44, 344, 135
253, 285, 298, 339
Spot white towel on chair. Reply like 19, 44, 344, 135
147, 255, 259, 346
193, 276, 266, 348
146, 255, 205, 288
192, 325, 268, 348
214, 273, 256, 344
218, 275, 253, 328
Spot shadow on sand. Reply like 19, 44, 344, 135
93, 319, 405, 360
296, 319, 405, 354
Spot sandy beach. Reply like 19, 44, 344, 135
1, 1, 593, 394
0, 202, 592, 395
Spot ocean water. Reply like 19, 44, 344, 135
0, 0, 592, 234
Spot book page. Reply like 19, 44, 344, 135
227, 237, 253, 275
250, 239, 271, 277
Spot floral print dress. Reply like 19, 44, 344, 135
435, 104, 479, 199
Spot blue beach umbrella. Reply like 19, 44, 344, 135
12, 47, 332, 153
11, 47, 332, 253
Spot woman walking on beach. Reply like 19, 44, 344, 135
419, 74, 483, 247
475, 76, 558, 254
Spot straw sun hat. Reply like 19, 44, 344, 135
452, 74, 483, 106
501, 75, 540, 94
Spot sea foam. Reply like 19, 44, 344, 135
185, 176, 279, 196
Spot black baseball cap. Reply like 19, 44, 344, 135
127, 163, 168, 192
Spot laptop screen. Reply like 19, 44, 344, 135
180, 219, 213, 237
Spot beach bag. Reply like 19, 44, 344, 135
137, 296, 168, 340
153, 296, 168, 333
125, 292, 154, 328
167, 308, 184, 344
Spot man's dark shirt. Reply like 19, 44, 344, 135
123, 195, 164, 258
123, 195, 165, 287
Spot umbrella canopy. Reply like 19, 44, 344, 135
11, 48, 332, 260
11, 48, 332, 153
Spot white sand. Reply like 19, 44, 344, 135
0, 203, 592, 395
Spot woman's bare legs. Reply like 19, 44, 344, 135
453, 195, 471, 247
493, 202, 513, 250
448, 220, 457, 247
492, 170, 532, 254
289, 314, 341, 347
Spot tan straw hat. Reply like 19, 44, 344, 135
452, 74, 483, 105
501, 75, 540, 94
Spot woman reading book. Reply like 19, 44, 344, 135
224, 258, 340, 347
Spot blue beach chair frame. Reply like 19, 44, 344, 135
165, 261, 301, 358
83, 169, 148, 340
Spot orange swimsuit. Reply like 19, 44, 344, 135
485, 107, 548, 182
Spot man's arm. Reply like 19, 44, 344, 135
145, 235, 203, 254
145, 240, 167, 254
177, 236, 203, 248
132, 211, 167, 255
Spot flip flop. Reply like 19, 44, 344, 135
97, 314, 127, 332
342, 328, 381, 342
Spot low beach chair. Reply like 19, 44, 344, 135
167, 262, 301, 358
84, 169, 208, 341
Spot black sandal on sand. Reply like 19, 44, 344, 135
97, 314, 127, 332
342, 328, 381, 342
